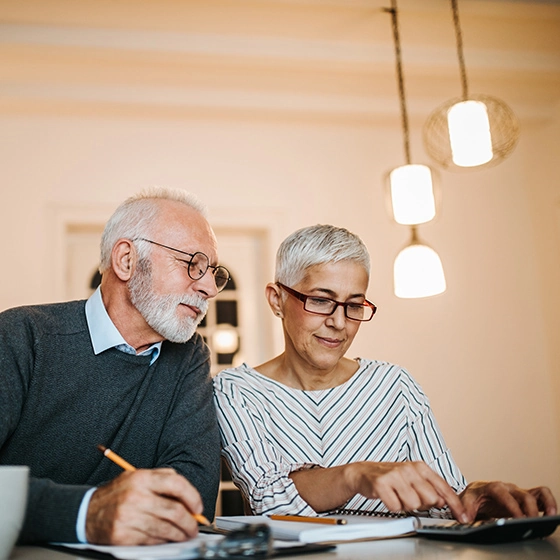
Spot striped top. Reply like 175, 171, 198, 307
213, 358, 467, 517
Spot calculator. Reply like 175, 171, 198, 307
416, 514, 560, 544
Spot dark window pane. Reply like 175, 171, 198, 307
216, 301, 238, 327
217, 352, 235, 365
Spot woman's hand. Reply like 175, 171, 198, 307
290, 461, 469, 522
459, 481, 557, 520
344, 461, 470, 523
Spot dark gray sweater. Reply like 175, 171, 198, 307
0, 300, 220, 543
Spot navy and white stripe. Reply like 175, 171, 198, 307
213, 358, 466, 517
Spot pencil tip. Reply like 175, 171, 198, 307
196, 514, 212, 526
97, 444, 107, 452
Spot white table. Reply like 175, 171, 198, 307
10, 527, 560, 560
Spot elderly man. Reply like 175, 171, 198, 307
0, 187, 229, 545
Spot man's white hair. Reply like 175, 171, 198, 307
99, 186, 207, 273
275, 224, 371, 287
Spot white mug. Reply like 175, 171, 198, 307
0, 465, 29, 560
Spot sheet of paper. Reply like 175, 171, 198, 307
54, 533, 224, 560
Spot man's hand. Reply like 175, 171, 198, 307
85, 468, 204, 545
346, 461, 470, 523
460, 481, 557, 521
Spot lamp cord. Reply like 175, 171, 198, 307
384, 0, 411, 165
451, 0, 469, 99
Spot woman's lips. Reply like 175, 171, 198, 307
316, 335, 343, 348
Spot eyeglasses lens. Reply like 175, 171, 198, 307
214, 267, 230, 292
188, 253, 209, 280
347, 305, 372, 321
305, 299, 336, 315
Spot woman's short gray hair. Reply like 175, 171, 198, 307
275, 224, 371, 286
99, 186, 207, 273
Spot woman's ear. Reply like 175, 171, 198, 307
111, 239, 136, 282
265, 282, 284, 318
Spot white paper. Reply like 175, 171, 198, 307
54, 533, 224, 560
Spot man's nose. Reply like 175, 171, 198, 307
193, 268, 219, 299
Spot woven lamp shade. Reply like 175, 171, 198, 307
423, 93, 520, 172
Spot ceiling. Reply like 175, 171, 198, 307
0, 0, 558, 124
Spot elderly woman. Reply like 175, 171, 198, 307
213, 225, 555, 522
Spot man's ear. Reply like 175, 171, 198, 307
111, 239, 136, 281
265, 282, 284, 318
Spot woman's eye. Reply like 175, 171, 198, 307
309, 298, 331, 306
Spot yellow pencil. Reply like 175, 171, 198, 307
270, 514, 347, 525
96, 444, 211, 526
97, 444, 136, 471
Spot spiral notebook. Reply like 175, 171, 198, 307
216, 513, 420, 543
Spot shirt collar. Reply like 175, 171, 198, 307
85, 286, 162, 364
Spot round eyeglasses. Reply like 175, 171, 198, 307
278, 283, 377, 322
134, 238, 231, 292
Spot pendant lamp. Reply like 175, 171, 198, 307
387, 164, 437, 226
394, 227, 447, 299
423, 0, 519, 171
384, 1, 446, 299
384, 0, 438, 226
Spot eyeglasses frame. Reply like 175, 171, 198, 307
133, 237, 231, 292
277, 283, 377, 322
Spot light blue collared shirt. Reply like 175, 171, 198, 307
85, 286, 162, 365
76, 287, 162, 543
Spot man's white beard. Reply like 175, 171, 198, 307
129, 258, 209, 343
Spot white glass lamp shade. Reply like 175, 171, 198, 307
388, 164, 436, 225
212, 324, 239, 354
394, 243, 446, 299
423, 94, 519, 172
448, 100, 493, 167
